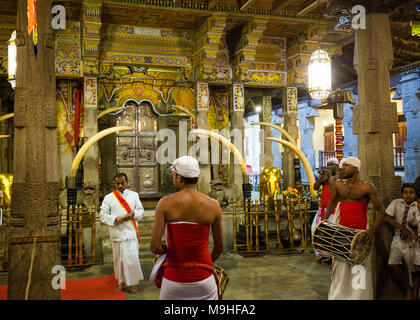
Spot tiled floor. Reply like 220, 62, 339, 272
0, 250, 333, 300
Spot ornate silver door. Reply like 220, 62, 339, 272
116, 101, 159, 195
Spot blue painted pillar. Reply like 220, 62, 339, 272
297, 101, 319, 184
343, 89, 358, 159
398, 70, 420, 182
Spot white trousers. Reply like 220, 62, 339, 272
112, 239, 144, 286
159, 275, 218, 300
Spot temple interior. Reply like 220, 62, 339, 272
0, 0, 419, 301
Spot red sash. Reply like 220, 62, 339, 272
113, 189, 140, 241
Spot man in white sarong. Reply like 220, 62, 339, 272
100, 173, 144, 293
311, 158, 339, 264
323, 156, 386, 300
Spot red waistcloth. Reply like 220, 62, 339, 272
164, 223, 213, 283
319, 185, 334, 220
320, 185, 333, 208
339, 201, 368, 230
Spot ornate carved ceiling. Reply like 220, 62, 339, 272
0, 0, 419, 87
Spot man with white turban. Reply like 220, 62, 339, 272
323, 156, 386, 300
311, 157, 340, 264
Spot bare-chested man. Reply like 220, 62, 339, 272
150, 156, 223, 300
323, 156, 386, 300
312, 158, 340, 264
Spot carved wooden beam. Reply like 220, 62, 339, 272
239, 0, 255, 11
297, 0, 328, 16
272, 0, 291, 13
207, 0, 219, 9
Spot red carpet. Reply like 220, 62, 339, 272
0, 274, 127, 300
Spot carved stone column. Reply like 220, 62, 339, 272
259, 96, 274, 168
297, 101, 319, 184
272, 110, 283, 170
81, 1, 102, 208
343, 90, 358, 158
8, 0, 60, 299
83, 77, 99, 208
398, 70, 420, 182
282, 87, 299, 188
194, 82, 211, 195
230, 84, 245, 191
353, 12, 401, 299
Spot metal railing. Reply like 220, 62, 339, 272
319, 150, 337, 168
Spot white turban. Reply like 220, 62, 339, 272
340, 156, 361, 170
327, 158, 339, 165
170, 156, 200, 178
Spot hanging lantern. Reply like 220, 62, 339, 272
308, 49, 331, 100
7, 30, 17, 89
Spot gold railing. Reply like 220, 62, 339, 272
233, 196, 313, 254
1, 206, 98, 270
60, 205, 97, 267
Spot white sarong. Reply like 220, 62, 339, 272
112, 238, 144, 286
328, 203, 374, 300
159, 275, 218, 300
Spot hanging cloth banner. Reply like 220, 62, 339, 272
27, 0, 38, 57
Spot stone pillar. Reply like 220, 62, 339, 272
343, 90, 358, 158
230, 83, 245, 190
297, 101, 319, 184
272, 110, 283, 170
81, 0, 101, 208
353, 12, 401, 299
83, 77, 99, 207
194, 82, 211, 195
282, 87, 299, 188
259, 96, 274, 168
398, 70, 420, 182
8, 0, 60, 299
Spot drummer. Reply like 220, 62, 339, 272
311, 157, 339, 264
323, 156, 386, 300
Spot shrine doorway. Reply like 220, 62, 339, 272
116, 100, 159, 195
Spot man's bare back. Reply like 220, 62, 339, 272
162, 189, 221, 225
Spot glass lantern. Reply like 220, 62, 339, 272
308, 49, 331, 100
7, 31, 17, 89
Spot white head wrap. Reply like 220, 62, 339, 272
327, 158, 339, 165
170, 156, 200, 178
340, 156, 361, 170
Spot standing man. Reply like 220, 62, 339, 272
311, 158, 340, 264
100, 173, 144, 293
323, 156, 386, 300
150, 156, 224, 300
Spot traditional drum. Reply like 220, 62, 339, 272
312, 220, 371, 265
